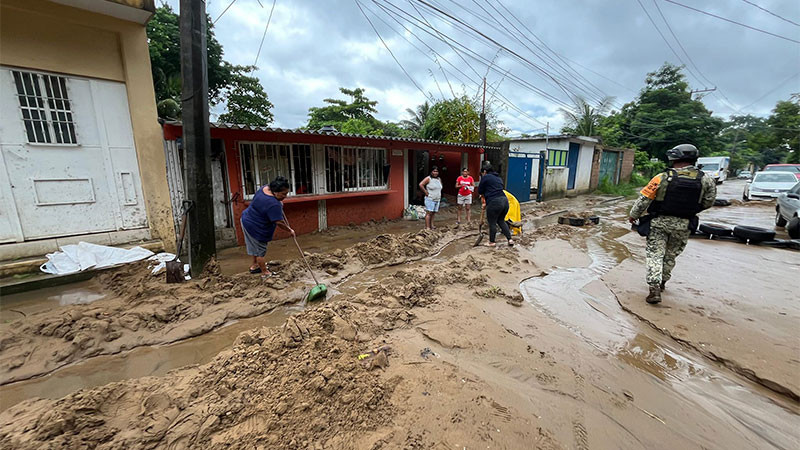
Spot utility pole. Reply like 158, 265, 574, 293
690, 87, 716, 100
479, 77, 487, 147
180, 0, 215, 276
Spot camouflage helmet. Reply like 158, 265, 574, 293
666, 144, 699, 161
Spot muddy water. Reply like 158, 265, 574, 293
0, 306, 300, 412
520, 225, 799, 448
0, 279, 106, 326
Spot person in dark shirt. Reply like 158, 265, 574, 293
478, 165, 514, 247
241, 176, 295, 278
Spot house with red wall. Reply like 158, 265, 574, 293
161, 123, 484, 246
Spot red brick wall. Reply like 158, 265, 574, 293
620, 149, 635, 182
589, 148, 602, 189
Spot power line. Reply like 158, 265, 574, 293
740, 0, 800, 28
253, 0, 277, 67
369, 1, 550, 127
354, 0, 433, 102
635, 0, 704, 85
213, 0, 238, 24
739, 71, 800, 111
662, 0, 800, 44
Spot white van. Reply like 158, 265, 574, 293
696, 156, 730, 184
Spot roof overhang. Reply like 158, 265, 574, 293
50, 0, 155, 24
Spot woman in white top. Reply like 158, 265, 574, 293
419, 166, 442, 230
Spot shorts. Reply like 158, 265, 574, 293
457, 194, 472, 205
424, 197, 441, 212
241, 220, 268, 257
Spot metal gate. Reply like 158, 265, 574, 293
508, 151, 546, 202
599, 150, 620, 184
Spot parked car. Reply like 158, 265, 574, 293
743, 171, 799, 201
697, 156, 730, 184
737, 170, 752, 180
763, 164, 800, 181
775, 181, 800, 226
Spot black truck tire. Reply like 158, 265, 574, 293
733, 225, 776, 243
787, 217, 800, 239
698, 223, 733, 237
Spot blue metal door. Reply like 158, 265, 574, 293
567, 142, 580, 190
507, 157, 532, 202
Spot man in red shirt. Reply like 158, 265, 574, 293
455, 168, 475, 224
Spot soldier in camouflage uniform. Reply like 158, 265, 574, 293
629, 144, 717, 304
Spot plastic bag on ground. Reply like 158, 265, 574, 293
40, 242, 155, 275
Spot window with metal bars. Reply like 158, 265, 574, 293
325, 146, 387, 193
239, 142, 313, 197
547, 149, 568, 167
12, 70, 77, 144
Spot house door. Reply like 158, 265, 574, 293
599, 150, 619, 184
567, 142, 580, 190
506, 157, 531, 202
409, 150, 429, 205
0, 68, 147, 241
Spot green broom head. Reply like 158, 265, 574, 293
307, 284, 328, 302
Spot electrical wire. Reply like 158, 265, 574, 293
213, 0, 238, 24
354, 0, 433, 102
662, 0, 800, 45
253, 0, 277, 67
740, 0, 800, 28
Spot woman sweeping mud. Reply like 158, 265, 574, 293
478, 165, 514, 247
419, 166, 443, 230
241, 176, 295, 278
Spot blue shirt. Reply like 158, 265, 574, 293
478, 172, 505, 201
241, 187, 284, 242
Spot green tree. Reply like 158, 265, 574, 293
307, 87, 379, 130
147, 5, 273, 125
218, 65, 274, 126
559, 96, 614, 136
602, 63, 723, 160
146, 5, 230, 104
768, 95, 800, 163
399, 101, 431, 135
420, 96, 507, 143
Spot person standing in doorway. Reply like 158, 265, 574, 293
419, 166, 443, 230
455, 168, 475, 225
628, 144, 716, 304
478, 164, 514, 247
241, 176, 296, 279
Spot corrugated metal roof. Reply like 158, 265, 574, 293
164, 121, 498, 149
506, 134, 601, 143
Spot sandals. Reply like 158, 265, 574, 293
260, 271, 274, 279
249, 267, 262, 274
507, 239, 514, 247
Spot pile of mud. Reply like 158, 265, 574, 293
0, 260, 297, 385
518, 224, 581, 245
0, 303, 397, 449
348, 229, 442, 265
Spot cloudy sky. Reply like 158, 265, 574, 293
166, 0, 799, 135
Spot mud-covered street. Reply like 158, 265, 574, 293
1, 189, 798, 449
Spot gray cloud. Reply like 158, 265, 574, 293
173, 0, 800, 134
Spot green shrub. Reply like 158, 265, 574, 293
596, 177, 639, 197
630, 172, 649, 186
633, 151, 666, 178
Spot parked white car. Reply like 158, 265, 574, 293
743, 171, 799, 201
737, 170, 752, 180
775, 181, 800, 226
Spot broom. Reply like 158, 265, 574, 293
284, 213, 327, 301
474, 206, 485, 247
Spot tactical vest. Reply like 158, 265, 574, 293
647, 168, 704, 219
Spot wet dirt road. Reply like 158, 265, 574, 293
0, 194, 796, 448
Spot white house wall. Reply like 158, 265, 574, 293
574, 143, 594, 192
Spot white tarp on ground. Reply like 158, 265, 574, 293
40, 242, 155, 275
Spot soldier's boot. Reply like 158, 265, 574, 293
660, 281, 666, 292
646, 284, 662, 304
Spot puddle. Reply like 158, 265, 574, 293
520, 225, 799, 448
0, 306, 300, 412
0, 279, 106, 326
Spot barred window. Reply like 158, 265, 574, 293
325, 146, 387, 192
239, 142, 313, 197
547, 149, 568, 167
12, 71, 77, 144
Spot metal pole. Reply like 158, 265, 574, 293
180, 0, 215, 276
479, 77, 487, 147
